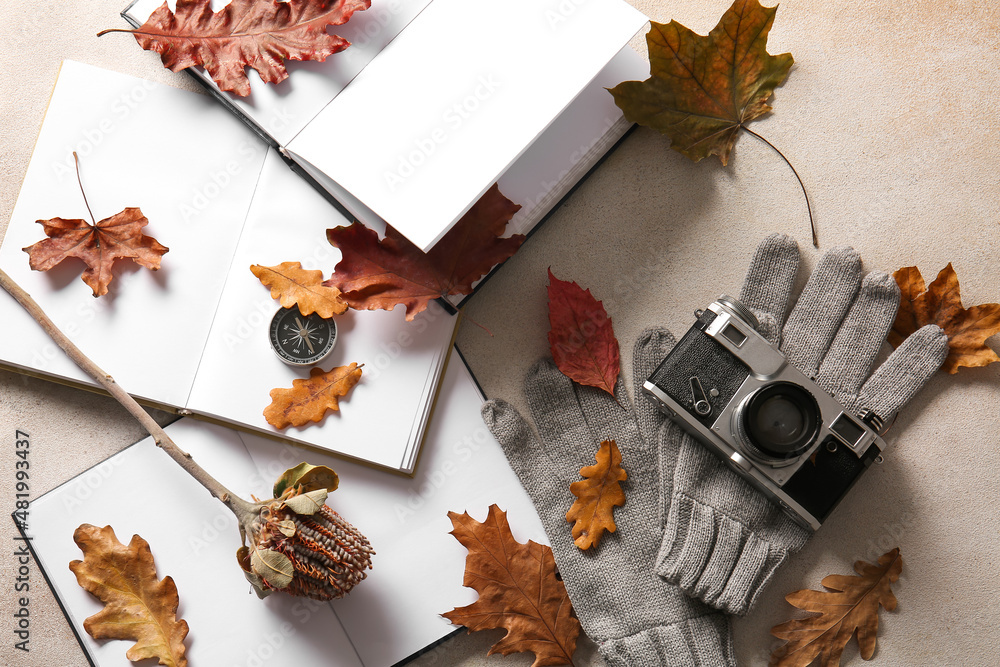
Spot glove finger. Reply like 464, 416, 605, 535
481, 399, 568, 513
815, 270, 900, 403
854, 324, 948, 420
524, 358, 600, 476
780, 245, 862, 378
737, 233, 800, 345
632, 327, 678, 454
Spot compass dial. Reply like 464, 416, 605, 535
268, 306, 337, 366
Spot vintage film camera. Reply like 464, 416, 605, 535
642, 296, 886, 530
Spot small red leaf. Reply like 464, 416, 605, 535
546, 269, 620, 397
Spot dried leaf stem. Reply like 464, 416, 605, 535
0, 268, 257, 527
741, 126, 818, 248
73, 152, 97, 227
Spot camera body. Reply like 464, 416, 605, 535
642, 296, 885, 530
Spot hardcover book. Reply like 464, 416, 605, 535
120, 0, 650, 255
21, 347, 548, 667
0, 61, 456, 473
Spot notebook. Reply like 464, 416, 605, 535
21, 347, 546, 666
0, 61, 456, 473
120, 0, 650, 252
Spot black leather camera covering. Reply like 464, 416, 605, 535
648, 326, 751, 427
782, 437, 879, 522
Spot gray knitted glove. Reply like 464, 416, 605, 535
482, 332, 735, 666
655, 233, 949, 615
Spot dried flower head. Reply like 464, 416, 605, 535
237, 463, 374, 600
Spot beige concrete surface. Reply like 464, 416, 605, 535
1, 0, 998, 666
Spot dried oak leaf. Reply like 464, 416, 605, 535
770, 548, 903, 667
23, 208, 168, 297
443, 505, 580, 667
608, 0, 793, 165
106, 0, 370, 96
326, 184, 523, 321
251, 261, 347, 318
547, 269, 621, 397
565, 440, 627, 550
890, 264, 1000, 373
264, 362, 362, 428
69, 524, 188, 667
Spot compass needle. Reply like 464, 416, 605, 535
270, 307, 337, 366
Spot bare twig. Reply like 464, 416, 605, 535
0, 268, 258, 526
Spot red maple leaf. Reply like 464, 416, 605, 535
325, 184, 523, 320
23, 208, 168, 297
546, 269, 620, 397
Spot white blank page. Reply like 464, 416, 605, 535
0, 61, 266, 406
288, 0, 647, 251
27, 420, 363, 667
240, 347, 548, 666
188, 148, 456, 471
124, 0, 436, 146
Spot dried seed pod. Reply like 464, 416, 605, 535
237, 464, 375, 600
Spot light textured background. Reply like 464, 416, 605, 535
1, 0, 998, 665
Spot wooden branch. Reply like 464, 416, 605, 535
0, 268, 258, 525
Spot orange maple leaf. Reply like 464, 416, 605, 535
770, 548, 902, 667
264, 362, 362, 429
609, 0, 793, 165
100, 0, 370, 96
565, 440, 627, 550
325, 184, 523, 321
23, 207, 168, 297
69, 524, 188, 667
251, 261, 347, 319
890, 264, 1000, 373
443, 505, 580, 667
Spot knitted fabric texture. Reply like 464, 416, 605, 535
656, 233, 948, 615
481, 330, 734, 666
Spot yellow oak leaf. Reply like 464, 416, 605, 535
69, 524, 188, 667
251, 261, 347, 318
565, 440, 627, 550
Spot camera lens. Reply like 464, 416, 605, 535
740, 382, 820, 460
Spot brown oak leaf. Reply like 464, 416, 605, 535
102, 0, 370, 96
69, 524, 189, 667
770, 548, 903, 667
264, 362, 362, 428
325, 184, 523, 321
565, 440, 627, 550
23, 207, 168, 297
443, 505, 580, 667
251, 261, 347, 318
547, 269, 621, 397
609, 0, 793, 165
890, 264, 1000, 374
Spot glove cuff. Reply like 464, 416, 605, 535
655, 493, 792, 616
599, 614, 734, 667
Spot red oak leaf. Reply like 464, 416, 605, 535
546, 269, 620, 397
325, 184, 523, 320
102, 0, 370, 96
